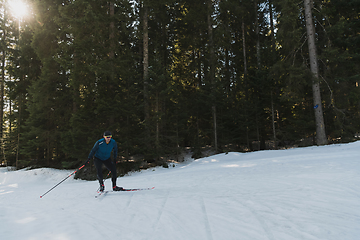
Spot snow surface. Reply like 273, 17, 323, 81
1, 142, 360, 240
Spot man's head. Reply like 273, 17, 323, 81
103, 131, 112, 143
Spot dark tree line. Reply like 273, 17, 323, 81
0, 0, 359, 169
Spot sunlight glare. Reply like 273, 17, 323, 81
8, 0, 28, 19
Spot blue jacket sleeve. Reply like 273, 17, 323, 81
88, 141, 99, 159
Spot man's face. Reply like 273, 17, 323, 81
104, 135, 112, 143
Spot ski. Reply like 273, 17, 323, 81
95, 190, 108, 198
95, 187, 154, 198
121, 187, 155, 192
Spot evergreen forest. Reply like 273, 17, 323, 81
0, 0, 359, 171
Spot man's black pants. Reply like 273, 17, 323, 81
94, 157, 117, 188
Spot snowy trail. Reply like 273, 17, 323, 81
1, 142, 360, 240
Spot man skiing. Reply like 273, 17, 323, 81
85, 131, 123, 192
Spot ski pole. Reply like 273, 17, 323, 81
40, 164, 86, 198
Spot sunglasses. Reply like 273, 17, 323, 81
104, 135, 112, 138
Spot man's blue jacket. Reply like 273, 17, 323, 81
88, 138, 118, 161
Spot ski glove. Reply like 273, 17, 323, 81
84, 158, 91, 166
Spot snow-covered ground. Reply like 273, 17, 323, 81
1, 142, 360, 240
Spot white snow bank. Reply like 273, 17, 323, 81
0, 142, 360, 240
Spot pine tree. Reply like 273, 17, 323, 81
318, 0, 360, 141
20, 0, 72, 167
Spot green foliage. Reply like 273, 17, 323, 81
0, 0, 359, 171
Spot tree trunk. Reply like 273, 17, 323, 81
109, 1, 115, 60
207, 0, 217, 152
242, 20, 247, 82
269, 0, 275, 55
271, 91, 277, 149
268, 0, 277, 147
108, 1, 115, 126
0, 4, 7, 166
255, 0, 261, 69
16, 94, 21, 169
242, 20, 250, 149
155, 92, 160, 154
0, 10, 6, 140
304, 0, 327, 145
143, 4, 150, 145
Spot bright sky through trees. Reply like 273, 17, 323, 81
8, 0, 28, 19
